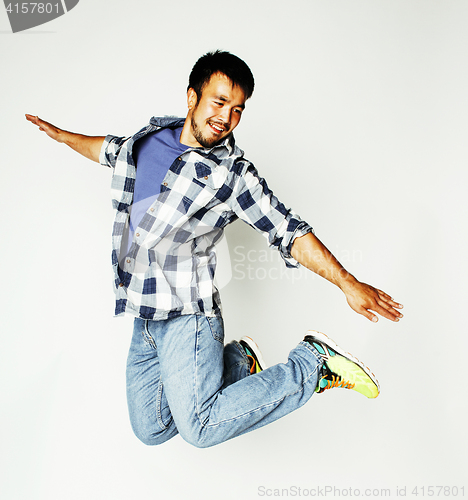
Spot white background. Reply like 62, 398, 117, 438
1, 1, 467, 499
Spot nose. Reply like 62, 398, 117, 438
218, 107, 231, 126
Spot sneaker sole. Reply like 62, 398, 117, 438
306, 330, 380, 397
239, 336, 267, 371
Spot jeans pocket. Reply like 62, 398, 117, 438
206, 315, 224, 344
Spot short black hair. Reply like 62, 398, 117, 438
188, 50, 255, 100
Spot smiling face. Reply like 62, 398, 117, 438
181, 72, 247, 149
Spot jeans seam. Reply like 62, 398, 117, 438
194, 315, 222, 429
300, 340, 324, 366
142, 320, 157, 350
194, 315, 203, 427
156, 379, 168, 431
203, 364, 320, 429
206, 315, 224, 344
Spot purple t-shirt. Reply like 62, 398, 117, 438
124, 126, 188, 255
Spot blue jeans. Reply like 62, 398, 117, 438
126, 314, 323, 448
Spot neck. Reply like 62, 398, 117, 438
179, 112, 201, 148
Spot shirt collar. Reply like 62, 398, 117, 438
148, 116, 239, 158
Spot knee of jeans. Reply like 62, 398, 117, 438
180, 434, 213, 449
131, 420, 176, 447
133, 428, 173, 446
177, 425, 218, 449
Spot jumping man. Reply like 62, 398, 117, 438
26, 50, 403, 448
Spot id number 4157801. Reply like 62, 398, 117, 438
5, 3, 61, 14
411, 486, 465, 497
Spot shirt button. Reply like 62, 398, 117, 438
136, 233, 140, 237
119, 283, 124, 287
204, 176, 208, 180
150, 208, 154, 212
177, 157, 182, 161
126, 259, 131, 263
163, 182, 168, 186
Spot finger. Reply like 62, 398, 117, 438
25, 114, 38, 125
376, 289, 401, 306
25, 114, 44, 128
376, 288, 392, 299
357, 306, 379, 323
380, 296, 404, 311
373, 303, 401, 322
377, 298, 404, 317
376, 289, 404, 309
386, 299, 404, 309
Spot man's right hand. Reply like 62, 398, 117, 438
25, 114, 105, 163
25, 114, 64, 142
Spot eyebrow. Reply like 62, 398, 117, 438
215, 95, 245, 110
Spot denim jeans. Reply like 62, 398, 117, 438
126, 314, 323, 448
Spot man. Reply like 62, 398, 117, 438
26, 51, 403, 448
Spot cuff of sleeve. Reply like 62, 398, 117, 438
99, 134, 117, 168
281, 222, 314, 269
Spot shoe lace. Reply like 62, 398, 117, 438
247, 355, 256, 374
322, 374, 355, 391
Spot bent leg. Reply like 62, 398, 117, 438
126, 318, 178, 445
223, 339, 251, 388
153, 315, 322, 448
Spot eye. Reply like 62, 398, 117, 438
234, 108, 243, 115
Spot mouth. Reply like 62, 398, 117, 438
208, 121, 227, 134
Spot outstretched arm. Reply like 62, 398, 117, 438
25, 114, 105, 163
291, 232, 403, 323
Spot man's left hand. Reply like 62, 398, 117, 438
341, 280, 404, 323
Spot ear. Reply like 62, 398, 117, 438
187, 88, 198, 110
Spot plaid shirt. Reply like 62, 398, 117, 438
99, 116, 313, 320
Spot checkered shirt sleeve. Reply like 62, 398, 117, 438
99, 134, 128, 169
230, 161, 313, 268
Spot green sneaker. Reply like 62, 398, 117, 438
304, 331, 380, 399
239, 336, 266, 374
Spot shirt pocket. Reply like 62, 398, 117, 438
194, 160, 228, 190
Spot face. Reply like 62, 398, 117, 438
184, 72, 246, 148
